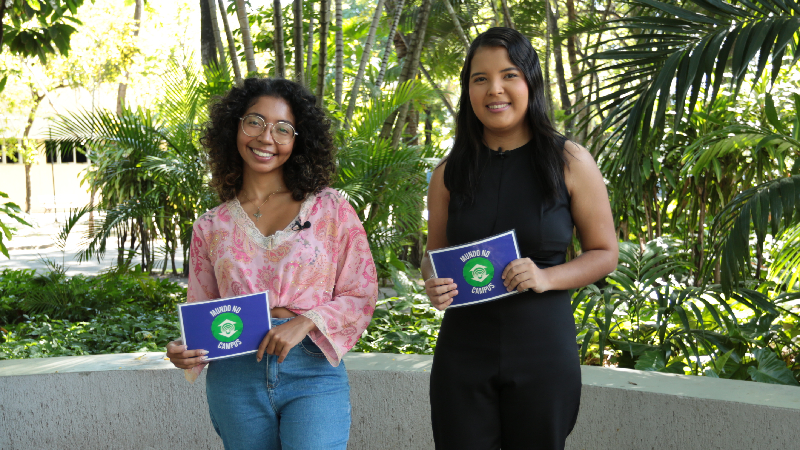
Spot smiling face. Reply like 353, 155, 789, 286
236, 95, 296, 179
468, 46, 530, 145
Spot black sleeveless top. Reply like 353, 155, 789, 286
446, 140, 573, 269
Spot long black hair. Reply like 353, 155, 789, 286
202, 77, 336, 202
443, 27, 568, 204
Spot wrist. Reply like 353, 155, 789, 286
296, 315, 318, 333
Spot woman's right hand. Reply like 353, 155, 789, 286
424, 278, 458, 311
165, 339, 208, 369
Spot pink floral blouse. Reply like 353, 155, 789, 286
187, 187, 378, 367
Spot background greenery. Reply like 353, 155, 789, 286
1, 0, 799, 386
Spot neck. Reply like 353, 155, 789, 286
482, 126, 532, 152
240, 171, 285, 201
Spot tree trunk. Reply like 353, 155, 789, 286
209, 0, 226, 65
420, 64, 455, 117
22, 94, 43, 214
424, 107, 433, 146
334, 0, 343, 106
443, 0, 469, 48
235, 0, 258, 73
500, 0, 514, 29
315, 0, 330, 108
547, 4, 573, 136
543, 0, 554, 123
387, 0, 433, 146
274, 0, 286, 78
375, 0, 405, 90
200, 0, 219, 67
0, 1, 7, 50
566, 0, 585, 142
293, 0, 304, 84
344, 0, 385, 128
405, 104, 419, 145
306, 3, 315, 79
219, 0, 243, 84
116, 0, 143, 116
489, 0, 500, 27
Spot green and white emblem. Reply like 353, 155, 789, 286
211, 312, 243, 342
463, 257, 494, 287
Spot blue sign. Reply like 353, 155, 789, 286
178, 292, 271, 360
429, 230, 521, 307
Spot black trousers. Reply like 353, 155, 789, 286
429, 290, 581, 450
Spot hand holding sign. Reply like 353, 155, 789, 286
424, 277, 458, 311
428, 231, 521, 308
502, 257, 552, 293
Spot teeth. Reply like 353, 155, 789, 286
488, 104, 509, 110
251, 148, 274, 158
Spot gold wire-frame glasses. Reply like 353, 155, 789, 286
239, 114, 298, 145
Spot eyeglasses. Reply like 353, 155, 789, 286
239, 114, 298, 145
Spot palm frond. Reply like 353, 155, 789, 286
711, 175, 800, 291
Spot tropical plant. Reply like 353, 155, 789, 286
49, 63, 228, 274
574, 238, 800, 385
0, 190, 30, 258
354, 261, 443, 354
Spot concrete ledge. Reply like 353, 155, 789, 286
1, 353, 799, 449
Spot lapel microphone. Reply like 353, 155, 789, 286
292, 220, 311, 231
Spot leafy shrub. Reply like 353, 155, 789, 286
353, 265, 443, 355
574, 238, 800, 386
0, 266, 185, 359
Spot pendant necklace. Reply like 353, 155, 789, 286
242, 186, 284, 221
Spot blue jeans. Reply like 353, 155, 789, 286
206, 317, 351, 450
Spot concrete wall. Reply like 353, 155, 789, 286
1, 352, 799, 450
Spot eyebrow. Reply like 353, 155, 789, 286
246, 112, 294, 126
470, 67, 520, 79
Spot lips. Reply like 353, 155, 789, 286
250, 147, 275, 159
487, 102, 510, 111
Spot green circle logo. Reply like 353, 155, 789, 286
211, 312, 243, 342
463, 257, 494, 287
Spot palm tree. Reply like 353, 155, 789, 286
293, 0, 304, 84
578, 0, 800, 289
50, 64, 229, 274
274, 0, 286, 78
235, 0, 258, 74
344, 0, 385, 128
218, 0, 243, 84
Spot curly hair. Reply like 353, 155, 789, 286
201, 77, 336, 202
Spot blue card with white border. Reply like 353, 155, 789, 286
178, 292, 271, 360
429, 230, 521, 307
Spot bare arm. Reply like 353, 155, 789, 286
502, 141, 618, 292
421, 162, 459, 309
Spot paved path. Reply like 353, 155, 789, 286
0, 212, 185, 277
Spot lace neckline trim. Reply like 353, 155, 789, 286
227, 192, 317, 250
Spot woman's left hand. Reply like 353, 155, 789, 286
502, 258, 551, 293
257, 316, 317, 363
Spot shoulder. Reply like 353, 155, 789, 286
562, 141, 603, 196
308, 187, 359, 220
429, 159, 449, 193
193, 202, 231, 231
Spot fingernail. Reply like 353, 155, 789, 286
257, 357, 262, 362
200, 350, 209, 355
200, 356, 209, 361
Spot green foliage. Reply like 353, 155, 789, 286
1, 0, 86, 64
0, 267, 184, 359
50, 62, 228, 273
0, 191, 31, 258
574, 238, 800, 385
353, 263, 442, 354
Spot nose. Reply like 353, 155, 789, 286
257, 124, 275, 143
488, 76, 504, 96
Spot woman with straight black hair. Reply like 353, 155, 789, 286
421, 27, 618, 449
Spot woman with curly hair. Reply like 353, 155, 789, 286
166, 77, 378, 450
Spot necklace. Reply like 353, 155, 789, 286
242, 186, 283, 221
